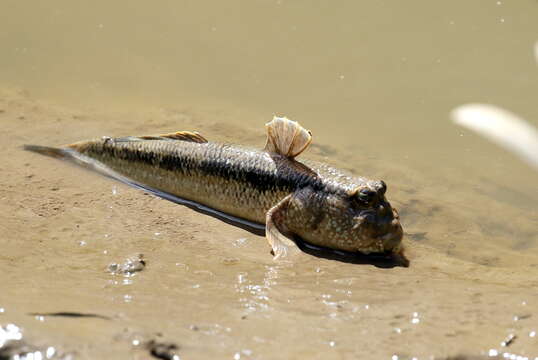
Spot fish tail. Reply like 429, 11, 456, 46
24, 143, 142, 191
24, 143, 99, 172
23, 144, 70, 159
24, 142, 106, 173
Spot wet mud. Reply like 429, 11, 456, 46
0, 88, 537, 359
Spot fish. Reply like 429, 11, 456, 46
24, 117, 404, 261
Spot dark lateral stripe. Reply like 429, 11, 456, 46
100, 142, 322, 193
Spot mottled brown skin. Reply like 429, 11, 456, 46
284, 182, 402, 254
66, 136, 403, 254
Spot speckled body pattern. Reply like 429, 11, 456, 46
70, 137, 403, 254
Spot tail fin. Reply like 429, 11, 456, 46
23, 144, 70, 159
264, 116, 312, 158
24, 144, 110, 175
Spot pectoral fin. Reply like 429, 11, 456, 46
266, 195, 299, 260
264, 116, 312, 158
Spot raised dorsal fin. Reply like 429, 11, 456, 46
264, 116, 312, 158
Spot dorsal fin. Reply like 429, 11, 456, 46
111, 131, 208, 143
264, 116, 312, 158
139, 131, 208, 143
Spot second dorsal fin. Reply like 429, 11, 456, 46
137, 131, 208, 143
264, 116, 312, 158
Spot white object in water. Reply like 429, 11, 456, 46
451, 104, 538, 169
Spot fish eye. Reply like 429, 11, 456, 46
356, 188, 376, 206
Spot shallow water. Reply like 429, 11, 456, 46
1, 1, 537, 359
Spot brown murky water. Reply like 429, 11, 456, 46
1, 1, 537, 359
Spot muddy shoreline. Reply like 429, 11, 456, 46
1, 88, 537, 359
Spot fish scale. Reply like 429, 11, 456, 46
82, 139, 312, 223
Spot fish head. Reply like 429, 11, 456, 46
345, 180, 403, 253
288, 180, 403, 254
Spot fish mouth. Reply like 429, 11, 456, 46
355, 206, 403, 253
377, 216, 403, 253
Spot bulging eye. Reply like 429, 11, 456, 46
356, 188, 376, 206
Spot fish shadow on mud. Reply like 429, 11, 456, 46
293, 237, 410, 268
